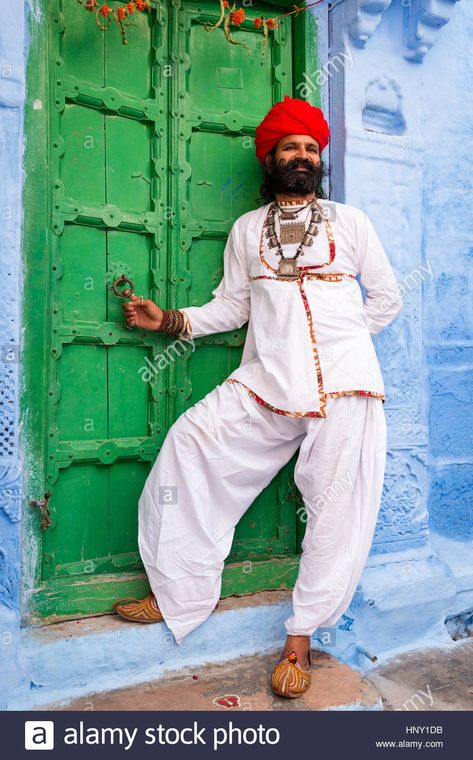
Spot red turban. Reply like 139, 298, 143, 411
255, 95, 330, 164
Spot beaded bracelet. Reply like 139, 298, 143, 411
158, 309, 186, 335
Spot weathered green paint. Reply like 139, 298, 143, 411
26, 557, 300, 624
22, 0, 318, 622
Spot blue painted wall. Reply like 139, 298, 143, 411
420, 2, 473, 617
0, 0, 27, 709
1, 0, 472, 707
326, 0, 471, 656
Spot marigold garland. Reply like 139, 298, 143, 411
205, 0, 327, 63
205, 0, 279, 58
78, 0, 327, 58
78, 0, 149, 45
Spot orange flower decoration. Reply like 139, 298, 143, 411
126, 2, 135, 12
84, 0, 98, 11
254, 16, 262, 28
223, 1, 229, 6
266, 18, 275, 29
135, 0, 148, 10
117, 6, 127, 19
99, 3, 112, 17
230, 8, 245, 26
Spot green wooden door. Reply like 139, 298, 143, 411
26, 0, 317, 621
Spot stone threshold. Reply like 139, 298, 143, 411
9, 591, 299, 708
43, 649, 382, 712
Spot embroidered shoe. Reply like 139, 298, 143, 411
271, 649, 312, 698
113, 593, 164, 623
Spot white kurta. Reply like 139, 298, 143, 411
136, 199, 401, 645
179, 200, 402, 416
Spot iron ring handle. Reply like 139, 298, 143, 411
112, 274, 135, 298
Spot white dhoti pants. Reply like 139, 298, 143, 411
138, 380, 387, 645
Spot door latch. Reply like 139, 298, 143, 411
30, 490, 52, 530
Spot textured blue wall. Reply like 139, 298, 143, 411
0, 0, 27, 709
0, 0, 471, 708
327, 0, 470, 651
421, 1, 473, 615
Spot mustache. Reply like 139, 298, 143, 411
281, 157, 318, 174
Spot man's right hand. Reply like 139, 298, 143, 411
122, 294, 164, 332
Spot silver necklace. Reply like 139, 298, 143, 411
277, 204, 312, 245
264, 200, 324, 280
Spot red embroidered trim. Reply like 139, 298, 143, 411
225, 379, 326, 418
297, 278, 327, 416
227, 380, 384, 416
325, 390, 385, 400
250, 273, 356, 282
303, 272, 356, 280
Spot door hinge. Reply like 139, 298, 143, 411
30, 490, 52, 530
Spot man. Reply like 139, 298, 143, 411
114, 96, 403, 698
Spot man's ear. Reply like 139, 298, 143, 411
264, 154, 273, 173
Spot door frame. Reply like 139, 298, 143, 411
21, 0, 326, 625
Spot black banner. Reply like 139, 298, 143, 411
1, 710, 468, 758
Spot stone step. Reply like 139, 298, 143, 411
44, 649, 382, 712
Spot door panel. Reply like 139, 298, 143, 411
32, 0, 310, 618
106, 118, 153, 212
61, 105, 106, 206
58, 226, 107, 322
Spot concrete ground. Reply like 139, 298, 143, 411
27, 590, 473, 712
368, 639, 473, 711
45, 639, 473, 712
46, 649, 381, 711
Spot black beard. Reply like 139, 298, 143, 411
268, 156, 323, 196
259, 155, 326, 203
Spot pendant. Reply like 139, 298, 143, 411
280, 222, 306, 244
278, 209, 300, 221
277, 257, 299, 279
